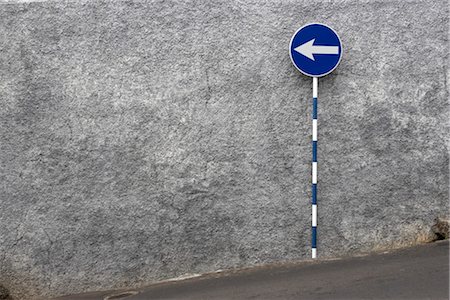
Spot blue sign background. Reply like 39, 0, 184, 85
289, 23, 342, 77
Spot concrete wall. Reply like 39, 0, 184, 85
0, 0, 448, 298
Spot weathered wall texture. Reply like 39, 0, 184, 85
0, 0, 448, 298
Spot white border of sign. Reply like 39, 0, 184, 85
289, 23, 343, 78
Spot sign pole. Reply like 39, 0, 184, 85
289, 23, 342, 260
312, 77, 318, 259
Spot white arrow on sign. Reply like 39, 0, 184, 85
294, 39, 339, 61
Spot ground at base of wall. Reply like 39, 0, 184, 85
53, 240, 449, 300
3, 225, 449, 300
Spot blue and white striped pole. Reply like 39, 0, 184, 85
312, 77, 318, 259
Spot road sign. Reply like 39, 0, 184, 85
289, 24, 342, 259
289, 23, 342, 77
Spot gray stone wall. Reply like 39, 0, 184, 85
0, 0, 448, 299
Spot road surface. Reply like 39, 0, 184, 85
56, 240, 449, 300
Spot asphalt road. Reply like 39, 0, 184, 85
56, 240, 449, 300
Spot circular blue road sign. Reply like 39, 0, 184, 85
289, 23, 342, 77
